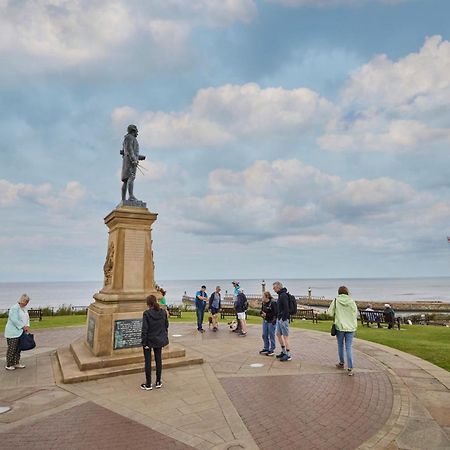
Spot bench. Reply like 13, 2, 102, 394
290, 309, 319, 323
167, 306, 182, 318
220, 307, 236, 319
359, 310, 400, 330
28, 309, 43, 321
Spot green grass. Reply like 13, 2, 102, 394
2, 312, 449, 371
0, 315, 87, 330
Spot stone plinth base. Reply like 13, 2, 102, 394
57, 338, 203, 384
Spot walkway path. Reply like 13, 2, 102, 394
0, 323, 449, 449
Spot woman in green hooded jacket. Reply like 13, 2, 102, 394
327, 286, 358, 376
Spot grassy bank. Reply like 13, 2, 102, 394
1, 313, 448, 371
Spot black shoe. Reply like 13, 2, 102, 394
259, 349, 269, 355
155, 381, 162, 389
266, 351, 275, 356
276, 352, 284, 359
140, 383, 152, 390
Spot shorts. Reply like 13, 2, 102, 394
237, 312, 246, 320
210, 307, 219, 315
276, 319, 289, 336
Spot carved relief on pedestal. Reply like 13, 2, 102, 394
103, 241, 115, 287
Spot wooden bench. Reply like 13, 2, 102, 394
167, 306, 182, 318
220, 307, 236, 319
359, 310, 400, 330
28, 309, 43, 321
290, 309, 319, 323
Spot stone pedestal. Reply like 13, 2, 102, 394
57, 205, 203, 383
87, 206, 159, 357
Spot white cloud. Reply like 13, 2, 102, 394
113, 83, 335, 148
166, 158, 431, 250
0, 179, 86, 211
266, 0, 408, 7
319, 36, 450, 152
0, 0, 256, 68
342, 35, 450, 112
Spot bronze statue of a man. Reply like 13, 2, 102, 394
120, 124, 145, 202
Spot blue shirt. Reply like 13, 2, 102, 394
196, 290, 207, 303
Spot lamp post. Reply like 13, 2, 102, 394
308, 287, 312, 300
261, 279, 266, 294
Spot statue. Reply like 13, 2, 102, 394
120, 124, 146, 205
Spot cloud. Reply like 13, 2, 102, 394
0, 0, 256, 71
319, 36, 450, 152
0, 179, 86, 211
113, 83, 335, 148
341, 35, 450, 112
266, 0, 408, 7
165, 158, 434, 251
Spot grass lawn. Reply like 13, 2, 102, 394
1, 312, 449, 371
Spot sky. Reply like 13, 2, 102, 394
1, 0, 450, 282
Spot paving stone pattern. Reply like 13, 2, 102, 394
221, 372, 393, 450
0, 401, 194, 450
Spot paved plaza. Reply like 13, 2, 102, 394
0, 323, 449, 449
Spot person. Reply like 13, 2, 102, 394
383, 304, 396, 329
231, 281, 241, 333
141, 295, 169, 390
234, 288, 248, 337
273, 281, 291, 361
120, 124, 145, 202
4, 294, 30, 371
260, 291, 278, 356
364, 304, 374, 311
195, 285, 208, 333
327, 286, 358, 376
159, 288, 167, 309
208, 286, 221, 331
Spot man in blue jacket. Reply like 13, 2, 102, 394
273, 281, 292, 361
195, 285, 208, 333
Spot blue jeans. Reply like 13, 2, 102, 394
262, 321, 276, 352
195, 300, 206, 330
336, 330, 354, 369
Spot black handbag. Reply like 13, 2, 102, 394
330, 298, 337, 336
19, 332, 36, 351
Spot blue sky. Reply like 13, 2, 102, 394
1, 0, 450, 282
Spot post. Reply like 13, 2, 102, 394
261, 279, 266, 294
308, 287, 312, 300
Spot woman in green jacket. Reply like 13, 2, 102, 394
4, 294, 30, 371
327, 286, 358, 376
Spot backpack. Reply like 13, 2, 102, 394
287, 292, 297, 316
241, 293, 248, 311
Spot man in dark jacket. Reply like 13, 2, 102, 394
383, 304, 396, 329
208, 286, 221, 331
273, 281, 292, 361
234, 289, 248, 337
260, 292, 278, 356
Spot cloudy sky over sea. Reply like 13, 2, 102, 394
1, 0, 450, 282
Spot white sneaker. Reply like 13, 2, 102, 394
5, 366, 16, 371
15, 364, 26, 369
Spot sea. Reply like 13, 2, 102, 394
1, 277, 450, 310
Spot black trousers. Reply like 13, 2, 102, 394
143, 347, 162, 385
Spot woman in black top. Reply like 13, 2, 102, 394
141, 295, 169, 390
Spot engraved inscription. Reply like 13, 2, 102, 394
124, 230, 145, 262
114, 318, 143, 350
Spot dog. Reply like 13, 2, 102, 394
228, 319, 238, 331
208, 316, 213, 329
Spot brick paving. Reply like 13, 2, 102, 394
221, 372, 393, 450
1, 323, 449, 449
0, 401, 194, 450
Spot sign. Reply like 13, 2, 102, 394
87, 316, 96, 348
113, 318, 143, 350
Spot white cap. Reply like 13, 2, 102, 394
384, 303, 390, 308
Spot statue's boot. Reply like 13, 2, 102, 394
128, 181, 138, 202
